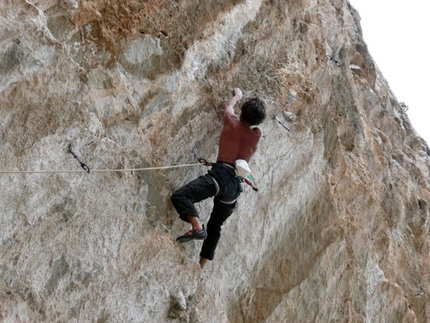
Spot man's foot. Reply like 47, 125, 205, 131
176, 226, 207, 243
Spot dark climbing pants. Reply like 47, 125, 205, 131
171, 163, 242, 260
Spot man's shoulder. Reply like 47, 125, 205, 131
222, 113, 240, 127
223, 111, 239, 121
249, 125, 262, 137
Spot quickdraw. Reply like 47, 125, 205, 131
68, 144, 90, 173
192, 148, 212, 166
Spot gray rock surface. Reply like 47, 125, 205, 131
1, 0, 429, 322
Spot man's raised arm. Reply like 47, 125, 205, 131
223, 88, 243, 118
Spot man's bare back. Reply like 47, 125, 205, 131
217, 88, 262, 164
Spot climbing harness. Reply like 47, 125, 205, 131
68, 144, 90, 173
193, 149, 259, 192
326, 55, 341, 67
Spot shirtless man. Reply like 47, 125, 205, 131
171, 88, 266, 268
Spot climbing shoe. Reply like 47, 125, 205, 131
176, 226, 207, 243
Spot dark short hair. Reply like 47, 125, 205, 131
240, 97, 266, 125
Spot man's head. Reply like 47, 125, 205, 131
240, 97, 266, 126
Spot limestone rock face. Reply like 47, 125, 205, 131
1, 0, 429, 322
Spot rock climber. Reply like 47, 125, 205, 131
171, 88, 266, 268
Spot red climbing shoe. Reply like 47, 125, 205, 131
176, 226, 207, 243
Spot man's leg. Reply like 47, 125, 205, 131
199, 198, 236, 266
187, 214, 203, 231
171, 175, 217, 242
171, 175, 216, 223
199, 257, 208, 269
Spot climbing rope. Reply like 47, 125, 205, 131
0, 163, 202, 175
0, 145, 205, 175
0, 147, 259, 191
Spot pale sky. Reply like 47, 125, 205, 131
349, 0, 430, 146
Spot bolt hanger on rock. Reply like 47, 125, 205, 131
274, 115, 290, 131
326, 54, 341, 67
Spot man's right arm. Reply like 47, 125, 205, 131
223, 88, 242, 118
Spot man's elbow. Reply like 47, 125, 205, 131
222, 105, 235, 117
